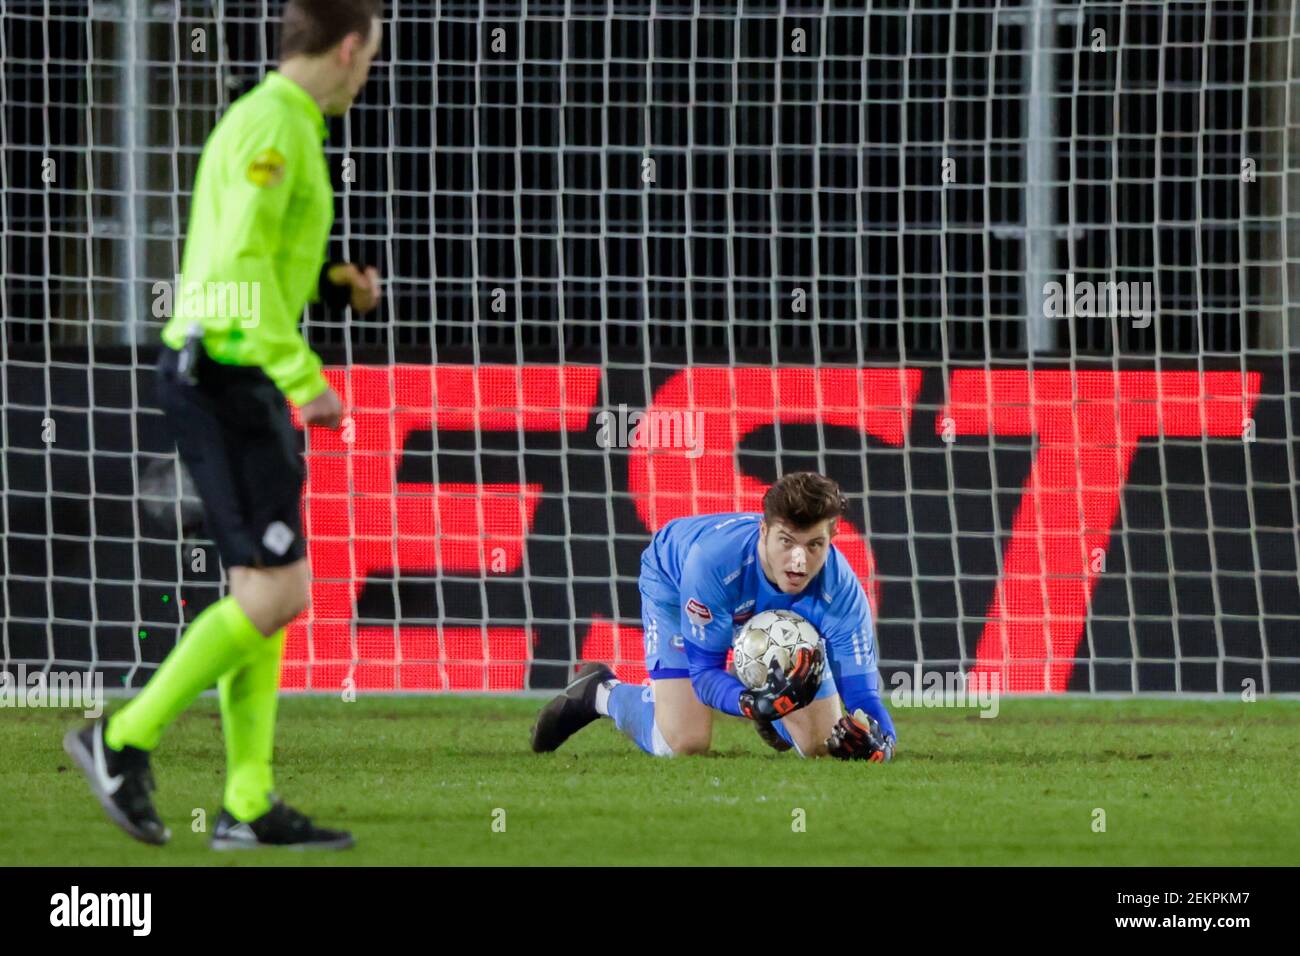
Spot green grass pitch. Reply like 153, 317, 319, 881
2, 696, 1297, 866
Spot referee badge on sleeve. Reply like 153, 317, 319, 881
246, 148, 287, 187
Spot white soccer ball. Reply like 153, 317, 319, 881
732, 609, 823, 690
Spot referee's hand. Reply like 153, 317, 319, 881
301, 387, 344, 430
325, 263, 382, 313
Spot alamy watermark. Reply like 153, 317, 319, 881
1043, 273, 1154, 327
151, 275, 261, 329
0, 665, 104, 718
889, 669, 1001, 718
595, 404, 705, 459
50, 886, 151, 936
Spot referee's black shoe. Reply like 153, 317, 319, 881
63, 720, 170, 846
210, 799, 354, 851
531, 662, 615, 753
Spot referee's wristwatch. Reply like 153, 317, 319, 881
318, 262, 353, 311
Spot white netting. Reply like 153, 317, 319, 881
2, 0, 1297, 694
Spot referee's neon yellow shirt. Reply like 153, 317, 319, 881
162, 71, 333, 407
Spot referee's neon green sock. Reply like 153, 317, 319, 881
105, 596, 265, 752
219, 628, 284, 822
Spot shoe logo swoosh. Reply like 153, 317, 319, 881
92, 727, 125, 796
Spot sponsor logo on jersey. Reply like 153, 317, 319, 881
685, 597, 713, 626
733, 598, 756, 622
262, 521, 295, 556
246, 148, 287, 187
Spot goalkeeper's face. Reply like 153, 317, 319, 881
758, 518, 835, 594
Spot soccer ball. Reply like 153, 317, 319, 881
732, 609, 823, 690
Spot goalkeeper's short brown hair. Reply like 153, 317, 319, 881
280, 0, 381, 60
762, 472, 848, 529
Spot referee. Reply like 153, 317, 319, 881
65, 0, 383, 850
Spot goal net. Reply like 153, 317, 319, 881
2, 0, 1297, 695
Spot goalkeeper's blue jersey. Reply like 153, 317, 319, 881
639, 512, 894, 739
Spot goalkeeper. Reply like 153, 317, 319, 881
532, 472, 897, 761
64, 0, 383, 850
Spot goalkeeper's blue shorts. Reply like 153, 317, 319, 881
637, 594, 837, 703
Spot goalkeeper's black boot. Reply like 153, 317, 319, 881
530, 662, 615, 753
754, 718, 794, 753
63, 720, 171, 846
210, 799, 354, 851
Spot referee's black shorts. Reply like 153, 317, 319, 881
156, 345, 307, 569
